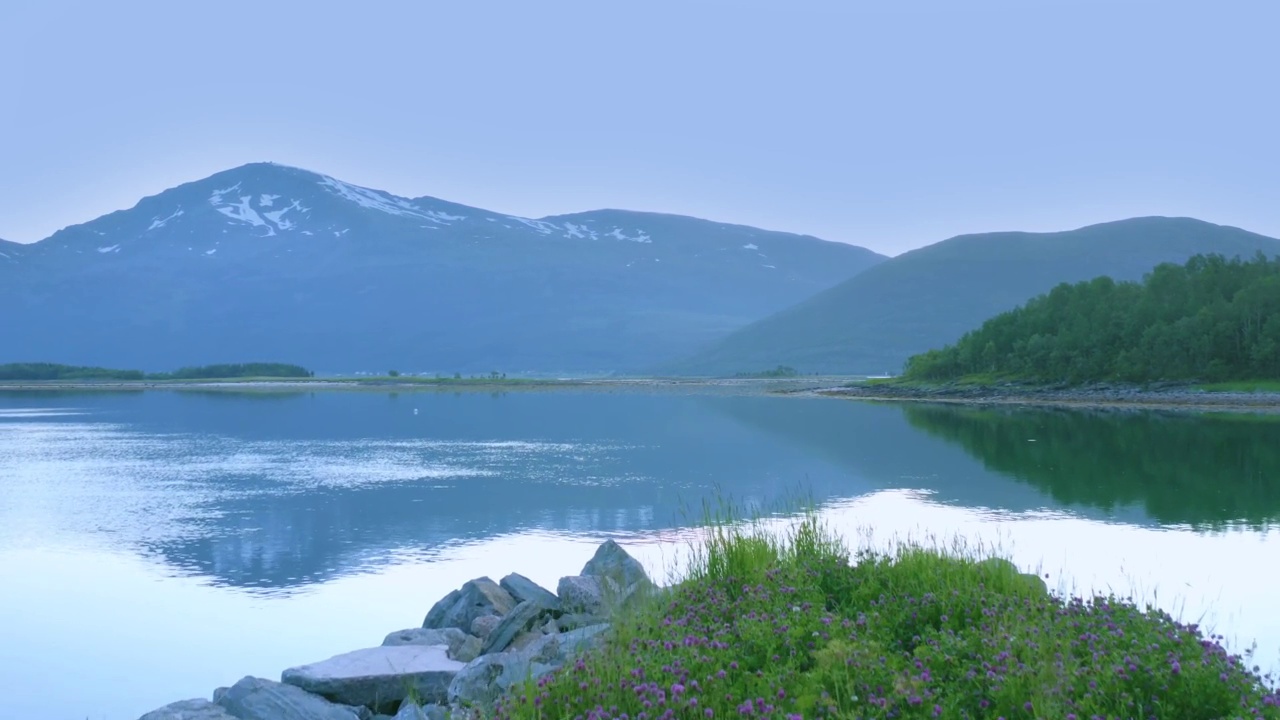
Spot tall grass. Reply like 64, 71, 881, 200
491, 498, 1278, 720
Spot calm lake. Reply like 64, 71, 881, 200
1, 388, 1278, 720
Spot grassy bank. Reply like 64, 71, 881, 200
495, 511, 1278, 720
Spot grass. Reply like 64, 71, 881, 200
492, 504, 1278, 720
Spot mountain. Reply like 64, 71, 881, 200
0, 163, 885, 374
0, 238, 21, 263
670, 217, 1280, 375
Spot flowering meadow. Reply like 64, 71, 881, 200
497, 514, 1278, 720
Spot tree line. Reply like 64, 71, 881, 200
0, 362, 313, 381
903, 252, 1280, 383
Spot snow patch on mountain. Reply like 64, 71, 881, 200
259, 194, 280, 207
263, 200, 305, 231
318, 175, 463, 225
97, 244, 121, 253
210, 182, 242, 205
217, 196, 269, 229
148, 209, 185, 231
607, 228, 652, 243
563, 222, 599, 240
509, 217, 558, 235
743, 243, 758, 250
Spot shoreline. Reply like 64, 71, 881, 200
0, 376, 843, 394
813, 381, 1280, 414
5, 375, 1280, 413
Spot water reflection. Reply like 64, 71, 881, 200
3, 390, 1280, 720
901, 404, 1280, 530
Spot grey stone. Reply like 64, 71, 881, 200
480, 600, 543, 655
216, 676, 363, 720
447, 653, 556, 708
281, 645, 464, 713
422, 589, 461, 629
555, 613, 604, 632
540, 618, 559, 635
581, 540, 650, 589
450, 635, 483, 664
469, 615, 500, 640
510, 630, 543, 651
392, 702, 448, 720
383, 627, 472, 658
499, 573, 560, 611
556, 575, 603, 615
393, 702, 425, 720
422, 578, 516, 631
448, 623, 612, 708
138, 698, 236, 720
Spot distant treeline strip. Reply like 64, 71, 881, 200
903, 252, 1280, 383
0, 362, 314, 381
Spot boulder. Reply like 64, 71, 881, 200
499, 573, 561, 611
215, 676, 364, 720
447, 652, 554, 708
447, 624, 611, 709
382, 628, 472, 658
469, 615, 500, 640
423, 578, 516, 631
555, 613, 604, 632
138, 699, 237, 720
281, 645, 464, 713
556, 575, 603, 615
581, 540, 650, 590
451, 635, 483, 663
480, 600, 544, 655
510, 630, 543, 651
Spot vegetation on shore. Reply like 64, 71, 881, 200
734, 365, 801, 379
903, 253, 1280, 385
495, 508, 1278, 720
0, 362, 313, 381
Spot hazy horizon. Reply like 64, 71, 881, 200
3, 0, 1277, 255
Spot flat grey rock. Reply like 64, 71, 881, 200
422, 578, 515, 631
499, 573, 560, 611
282, 645, 464, 713
216, 676, 362, 720
138, 698, 236, 720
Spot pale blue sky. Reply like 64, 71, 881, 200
2, 0, 1276, 255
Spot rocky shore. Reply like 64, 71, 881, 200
819, 381, 1280, 413
138, 540, 653, 720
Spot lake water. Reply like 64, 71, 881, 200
1, 388, 1278, 720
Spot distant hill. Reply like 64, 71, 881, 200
0, 163, 884, 374
669, 217, 1280, 375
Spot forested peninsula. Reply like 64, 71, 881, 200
0, 362, 314, 381
902, 253, 1280, 384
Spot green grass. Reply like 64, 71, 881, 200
491, 503, 1278, 720
1197, 380, 1280, 393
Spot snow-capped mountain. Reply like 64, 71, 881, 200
1, 163, 885, 374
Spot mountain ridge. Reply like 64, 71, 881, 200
669, 216, 1280, 375
0, 163, 886, 374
